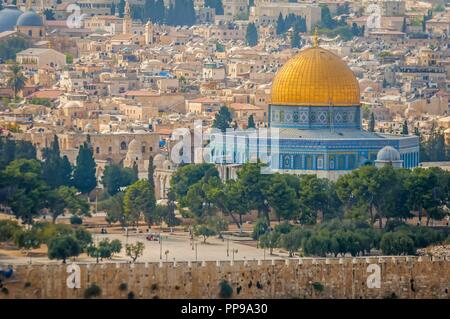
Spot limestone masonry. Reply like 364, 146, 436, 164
1, 256, 449, 299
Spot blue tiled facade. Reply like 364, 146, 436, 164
208, 105, 420, 174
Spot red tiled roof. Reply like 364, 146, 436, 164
28, 89, 63, 100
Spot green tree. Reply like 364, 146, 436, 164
205, 0, 223, 15
154, 0, 166, 23
73, 142, 97, 194
125, 241, 145, 262
42, 135, 72, 188
118, 0, 125, 17
193, 224, 217, 243
87, 238, 122, 263
402, 120, 409, 135
319, 4, 336, 29
266, 174, 299, 221
98, 192, 126, 226
380, 231, 415, 255
144, 0, 155, 22
401, 17, 407, 33
7, 64, 26, 100
299, 175, 340, 224
279, 228, 304, 257
252, 218, 269, 240
170, 164, 219, 205
238, 162, 272, 224
13, 228, 41, 250
47, 236, 81, 263
291, 29, 301, 48
212, 106, 233, 133
276, 13, 285, 35
368, 112, 375, 132
0, 220, 21, 242
216, 180, 248, 231
43, 8, 55, 20
46, 186, 89, 223
101, 164, 137, 195
246, 23, 258, 47
247, 115, 256, 129
124, 179, 156, 226
0, 37, 30, 61
74, 228, 92, 252
3, 159, 49, 224
259, 231, 280, 255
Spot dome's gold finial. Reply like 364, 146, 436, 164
313, 27, 319, 47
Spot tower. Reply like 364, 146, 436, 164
123, 0, 132, 35
145, 21, 154, 44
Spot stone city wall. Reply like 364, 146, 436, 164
1, 256, 449, 299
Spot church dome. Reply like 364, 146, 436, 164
271, 47, 360, 107
16, 10, 43, 27
0, 5, 23, 32
376, 146, 401, 162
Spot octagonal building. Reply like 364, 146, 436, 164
208, 43, 419, 180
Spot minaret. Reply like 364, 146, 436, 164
313, 26, 319, 48
38, 0, 46, 24
26, 0, 33, 10
123, 0, 132, 35
145, 21, 153, 44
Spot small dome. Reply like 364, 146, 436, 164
377, 146, 400, 162
16, 10, 43, 27
0, 5, 23, 32
153, 153, 166, 168
63, 101, 82, 109
127, 139, 142, 154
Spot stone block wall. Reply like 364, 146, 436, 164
1, 256, 449, 299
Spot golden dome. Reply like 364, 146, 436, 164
271, 47, 360, 107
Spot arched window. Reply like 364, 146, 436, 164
120, 141, 127, 150
96, 147, 100, 154
28, 30, 32, 37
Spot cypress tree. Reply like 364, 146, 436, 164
73, 142, 97, 194
147, 155, 155, 189
132, 161, 139, 179
276, 13, 285, 35
246, 23, 258, 47
42, 135, 71, 188
291, 22, 301, 48
368, 112, 375, 132
118, 0, 125, 18
144, 0, 156, 22
402, 120, 409, 135
205, 0, 223, 15
185, 0, 196, 26
167, 3, 175, 25
213, 106, 233, 132
247, 115, 256, 129
401, 17, 407, 33
154, 0, 165, 24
